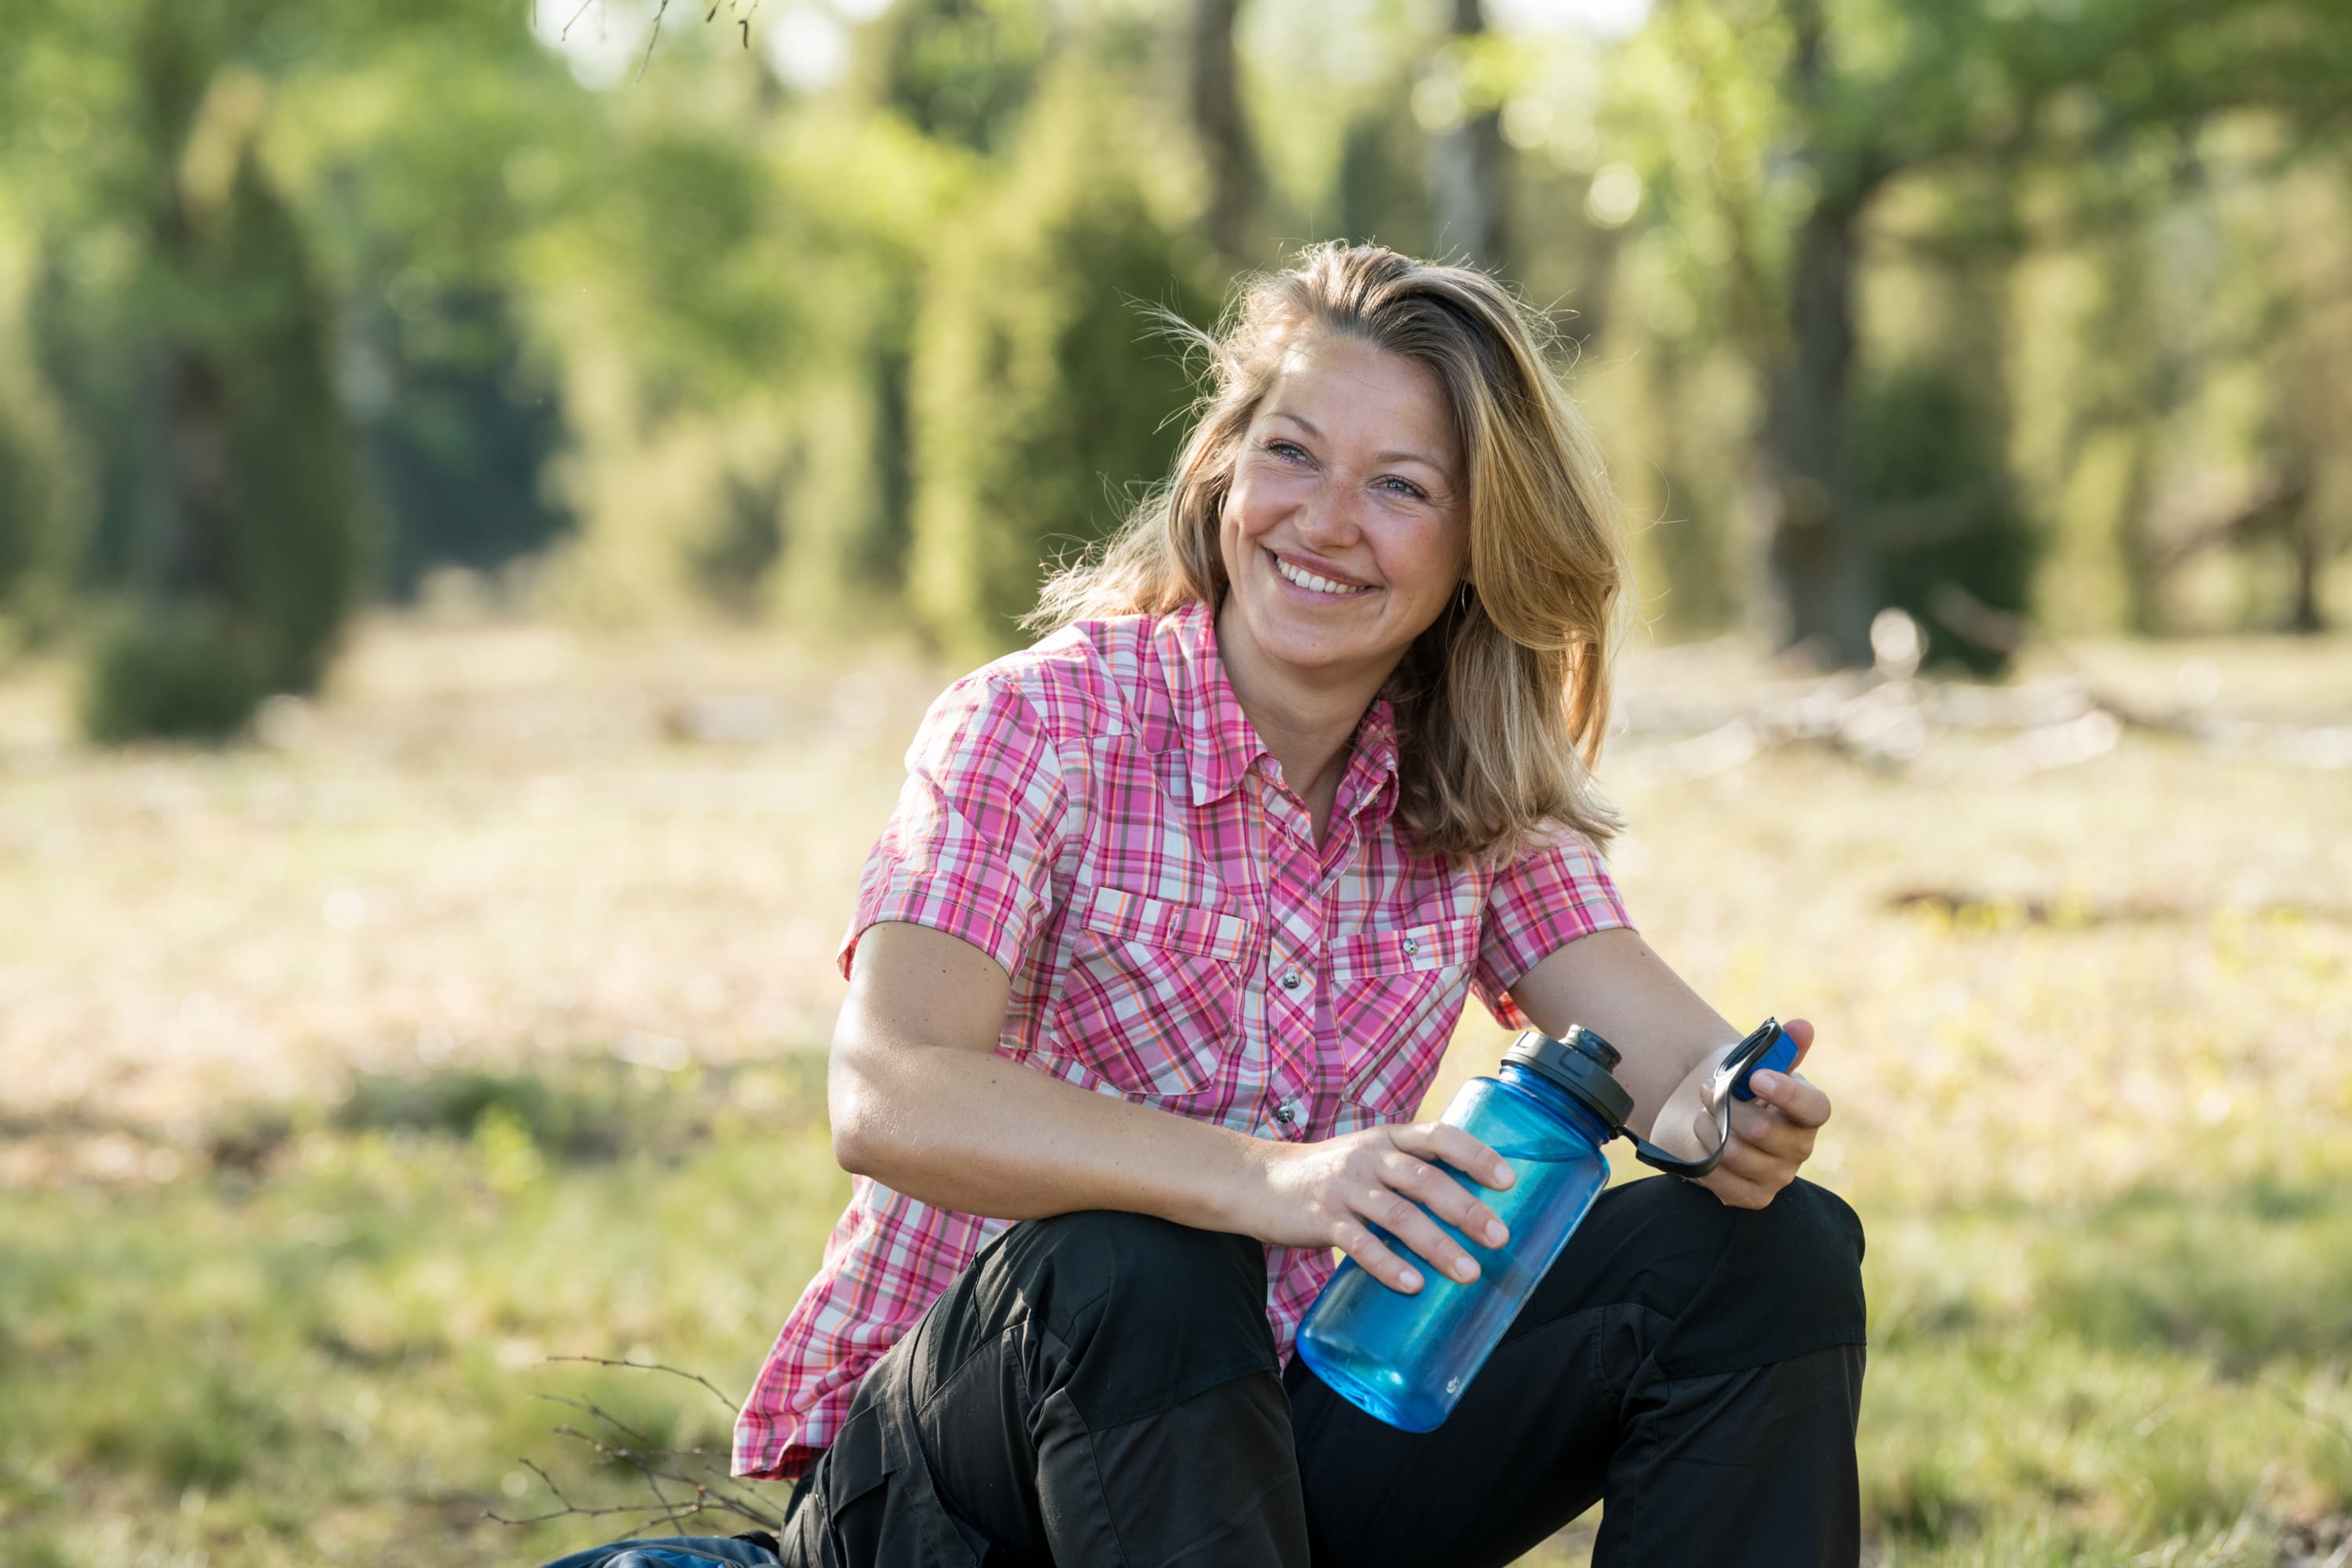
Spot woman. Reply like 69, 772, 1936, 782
736, 244, 1866, 1566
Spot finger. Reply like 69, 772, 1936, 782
1332, 1218, 1427, 1294
1689, 1104, 1732, 1163
1358, 1184, 1484, 1285
1392, 1121, 1515, 1192
1729, 1099, 1819, 1161
1745, 1069, 1831, 1129
1380, 1149, 1508, 1248
1711, 1128, 1809, 1190
1780, 1016, 1816, 1073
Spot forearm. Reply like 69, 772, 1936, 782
1502, 927, 1742, 1140
830, 1025, 1268, 1233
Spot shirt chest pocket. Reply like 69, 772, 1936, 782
1330, 916, 1483, 1115
1050, 887, 1257, 1101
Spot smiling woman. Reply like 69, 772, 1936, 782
1033, 243, 1631, 862
685, 245, 1864, 1568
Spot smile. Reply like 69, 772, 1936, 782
1269, 551, 1374, 597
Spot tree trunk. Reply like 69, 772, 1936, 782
2285, 503, 2325, 633
1748, 0, 1876, 667
1426, 0, 1508, 274
1756, 195, 1875, 666
1187, 0, 1261, 267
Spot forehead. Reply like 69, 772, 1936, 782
1263, 334, 1458, 465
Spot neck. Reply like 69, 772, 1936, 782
1213, 597, 1393, 808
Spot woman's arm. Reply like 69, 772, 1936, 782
1502, 927, 1832, 1209
828, 920, 1261, 1228
829, 920, 1521, 1294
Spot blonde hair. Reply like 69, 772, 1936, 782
1028, 241, 1632, 864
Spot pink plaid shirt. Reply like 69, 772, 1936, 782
733, 601, 1632, 1480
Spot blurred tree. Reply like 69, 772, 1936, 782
861, 0, 1055, 155
1845, 365, 2038, 673
1425, 0, 1510, 273
1189, 0, 1265, 267
909, 62, 1219, 656
1616, 0, 2352, 666
0, 222, 90, 652
5, 0, 542, 732
122, 46, 358, 723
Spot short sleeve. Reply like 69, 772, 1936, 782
837, 673, 1069, 981
1469, 829, 1635, 1030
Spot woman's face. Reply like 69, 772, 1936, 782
1218, 333, 1468, 695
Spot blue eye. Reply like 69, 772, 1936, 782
1380, 476, 1428, 499
1267, 440, 1309, 463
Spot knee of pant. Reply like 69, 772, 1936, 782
1722, 1178, 1867, 1320
1016, 1210, 1270, 1363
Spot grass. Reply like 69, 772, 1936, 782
2, 615, 2348, 1565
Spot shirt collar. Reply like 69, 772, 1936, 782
1158, 600, 1403, 826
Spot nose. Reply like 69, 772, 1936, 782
1294, 477, 1367, 552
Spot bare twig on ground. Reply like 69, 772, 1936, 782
488, 1362, 787, 1540
1612, 585, 2348, 791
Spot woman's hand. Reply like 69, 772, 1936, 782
1235, 1123, 1516, 1294
1690, 1016, 1833, 1210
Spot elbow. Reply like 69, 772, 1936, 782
826, 1048, 895, 1180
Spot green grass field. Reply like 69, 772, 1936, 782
2, 619, 2347, 1566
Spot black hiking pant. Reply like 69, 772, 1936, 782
771, 1174, 1868, 1567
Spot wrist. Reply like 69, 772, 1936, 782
1196, 1126, 1276, 1239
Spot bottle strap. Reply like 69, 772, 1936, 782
1621, 1018, 1792, 1180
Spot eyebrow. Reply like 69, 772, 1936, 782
1266, 410, 1451, 477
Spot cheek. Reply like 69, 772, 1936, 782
1375, 521, 1465, 597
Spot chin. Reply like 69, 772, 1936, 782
1247, 601, 1384, 676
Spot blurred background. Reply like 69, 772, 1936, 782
1, 1, 2347, 1564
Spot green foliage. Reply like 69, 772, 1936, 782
78, 602, 263, 742
909, 65, 1218, 655
200, 139, 365, 696
1846, 365, 2039, 674
1334, 93, 1432, 256
0, 263, 88, 652
864, 0, 1053, 155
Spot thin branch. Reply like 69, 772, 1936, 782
548, 1423, 785, 1530
636, 0, 674, 83
545, 1354, 741, 1414
560, 0, 599, 43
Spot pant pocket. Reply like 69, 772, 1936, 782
784, 1404, 985, 1568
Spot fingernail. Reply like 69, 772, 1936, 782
1399, 1269, 1422, 1290
1484, 1220, 1507, 1246
1492, 1163, 1515, 1187
1751, 1072, 1780, 1094
1455, 1258, 1479, 1281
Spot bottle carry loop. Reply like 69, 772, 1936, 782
1510, 1018, 1799, 1182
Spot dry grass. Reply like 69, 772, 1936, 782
2, 613, 2348, 1566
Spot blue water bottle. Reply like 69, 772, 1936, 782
1295, 1018, 1797, 1432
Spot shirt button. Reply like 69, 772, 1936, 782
1401, 936, 1418, 955
1273, 1103, 1295, 1125
1281, 970, 1303, 992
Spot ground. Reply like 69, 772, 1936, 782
1, 615, 2347, 1566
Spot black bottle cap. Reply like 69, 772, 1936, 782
1502, 1025, 1635, 1132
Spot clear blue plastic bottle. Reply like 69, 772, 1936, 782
1295, 1026, 1628, 1432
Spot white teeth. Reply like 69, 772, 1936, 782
1273, 556, 1369, 596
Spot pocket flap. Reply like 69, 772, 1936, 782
1081, 886, 1255, 964
1329, 916, 1480, 981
